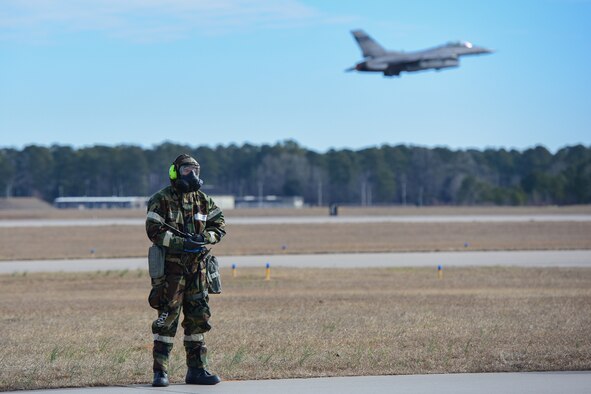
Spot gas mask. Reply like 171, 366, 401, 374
175, 164, 203, 193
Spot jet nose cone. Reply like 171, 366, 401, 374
475, 46, 494, 54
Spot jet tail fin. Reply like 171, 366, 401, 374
351, 30, 387, 58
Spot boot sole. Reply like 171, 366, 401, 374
185, 378, 221, 385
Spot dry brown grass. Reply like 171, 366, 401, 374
0, 266, 589, 391
0, 221, 590, 261
1, 204, 591, 220
2, 205, 589, 260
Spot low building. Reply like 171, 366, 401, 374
54, 195, 235, 210
210, 195, 235, 210
235, 195, 304, 209
54, 196, 148, 209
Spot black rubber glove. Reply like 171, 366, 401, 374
183, 235, 207, 253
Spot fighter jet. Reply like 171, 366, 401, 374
347, 30, 492, 77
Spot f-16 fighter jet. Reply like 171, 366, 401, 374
347, 30, 492, 77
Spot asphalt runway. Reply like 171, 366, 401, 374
1, 214, 591, 227
4, 372, 591, 394
1, 250, 590, 274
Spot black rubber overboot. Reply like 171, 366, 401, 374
185, 367, 221, 385
185, 343, 220, 385
152, 370, 169, 387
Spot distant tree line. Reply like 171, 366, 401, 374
0, 141, 590, 206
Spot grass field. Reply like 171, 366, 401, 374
0, 206, 589, 390
1, 205, 590, 261
0, 266, 589, 391
1, 204, 591, 220
0, 221, 590, 261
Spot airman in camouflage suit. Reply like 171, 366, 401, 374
146, 154, 226, 387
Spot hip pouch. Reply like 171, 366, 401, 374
205, 254, 222, 294
147, 244, 167, 310
148, 244, 166, 279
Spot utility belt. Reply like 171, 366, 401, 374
148, 244, 221, 294
164, 249, 208, 266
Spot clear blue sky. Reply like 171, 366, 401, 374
1, 0, 590, 153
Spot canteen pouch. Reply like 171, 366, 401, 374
148, 244, 166, 279
205, 254, 222, 294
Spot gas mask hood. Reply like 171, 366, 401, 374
170, 154, 203, 193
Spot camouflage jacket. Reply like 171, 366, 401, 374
146, 186, 226, 257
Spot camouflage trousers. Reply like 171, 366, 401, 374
149, 257, 211, 373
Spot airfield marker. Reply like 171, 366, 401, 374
265, 263, 271, 281
438, 264, 443, 280
232, 263, 237, 278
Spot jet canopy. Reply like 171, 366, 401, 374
446, 41, 473, 48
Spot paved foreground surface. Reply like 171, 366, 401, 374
1, 250, 590, 274
8, 372, 591, 394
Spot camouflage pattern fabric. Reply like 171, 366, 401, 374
150, 264, 211, 371
146, 186, 226, 251
146, 186, 225, 372
153, 340, 173, 373
186, 342, 209, 369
